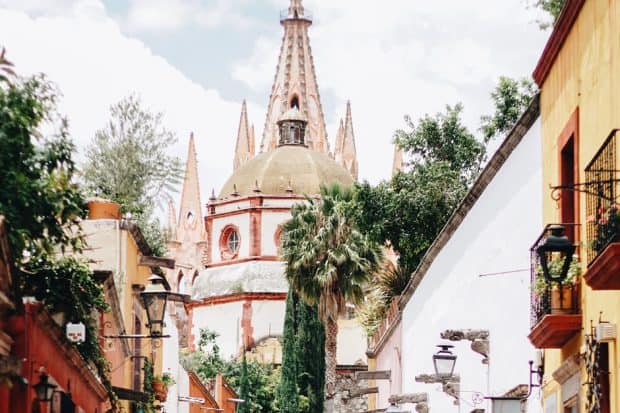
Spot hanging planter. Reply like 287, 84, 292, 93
152, 379, 168, 402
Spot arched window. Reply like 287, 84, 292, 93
177, 270, 188, 294
290, 95, 299, 109
219, 225, 241, 260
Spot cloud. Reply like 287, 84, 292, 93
125, 0, 258, 33
0, 0, 251, 213
234, 0, 550, 184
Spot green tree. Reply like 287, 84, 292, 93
238, 352, 250, 413
278, 291, 300, 412
278, 290, 325, 413
82, 94, 183, 255
480, 76, 536, 143
281, 184, 382, 407
354, 104, 482, 273
180, 328, 280, 412
0, 58, 117, 409
532, 0, 565, 29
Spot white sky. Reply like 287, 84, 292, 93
0, 0, 551, 216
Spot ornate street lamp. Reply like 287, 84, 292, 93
140, 274, 169, 337
433, 344, 457, 378
536, 225, 576, 283
386, 402, 403, 413
33, 372, 57, 402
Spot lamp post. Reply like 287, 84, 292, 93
536, 224, 575, 283
33, 372, 57, 402
433, 344, 457, 378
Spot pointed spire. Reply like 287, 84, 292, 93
333, 119, 345, 161
288, 0, 304, 15
234, 100, 253, 171
249, 124, 256, 157
392, 143, 404, 176
166, 198, 177, 241
177, 132, 204, 242
261, 0, 329, 154
334, 101, 358, 179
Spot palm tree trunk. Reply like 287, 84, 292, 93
324, 316, 338, 405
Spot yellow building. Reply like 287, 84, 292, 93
83, 198, 174, 412
531, 1, 620, 412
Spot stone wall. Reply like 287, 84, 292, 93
331, 371, 368, 413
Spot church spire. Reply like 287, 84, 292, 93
260, 0, 329, 154
177, 133, 203, 242
392, 143, 404, 176
166, 198, 177, 242
234, 100, 253, 171
335, 101, 358, 179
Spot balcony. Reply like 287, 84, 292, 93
528, 225, 581, 348
583, 130, 620, 289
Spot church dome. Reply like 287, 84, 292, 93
220, 145, 354, 197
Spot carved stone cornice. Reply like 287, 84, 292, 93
440, 329, 490, 364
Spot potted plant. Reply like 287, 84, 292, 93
152, 372, 175, 402
589, 205, 620, 256
535, 255, 581, 314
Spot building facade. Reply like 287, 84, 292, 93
167, 0, 366, 369
530, 1, 620, 412
367, 99, 542, 412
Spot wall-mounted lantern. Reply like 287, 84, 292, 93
33, 372, 57, 402
432, 344, 457, 378
536, 224, 575, 282
140, 274, 169, 337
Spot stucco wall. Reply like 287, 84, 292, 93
211, 213, 250, 263
400, 118, 542, 412
374, 323, 402, 408
261, 211, 291, 256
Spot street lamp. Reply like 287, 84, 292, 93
433, 344, 457, 378
386, 402, 403, 413
33, 372, 57, 402
140, 274, 169, 337
536, 224, 575, 283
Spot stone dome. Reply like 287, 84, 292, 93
220, 145, 354, 197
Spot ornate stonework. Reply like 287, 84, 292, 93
260, 0, 329, 154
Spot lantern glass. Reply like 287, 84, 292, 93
386, 402, 402, 413
140, 275, 170, 337
491, 398, 522, 413
536, 225, 575, 283
33, 373, 57, 402
433, 344, 457, 378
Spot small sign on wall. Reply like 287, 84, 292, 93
66, 322, 85, 343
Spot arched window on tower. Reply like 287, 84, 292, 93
178, 270, 188, 295
290, 95, 299, 110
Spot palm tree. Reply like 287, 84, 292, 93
280, 183, 382, 408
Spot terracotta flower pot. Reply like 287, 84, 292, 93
153, 380, 168, 402
551, 285, 574, 314
86, 198, 121, 220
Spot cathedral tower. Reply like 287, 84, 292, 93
233, 100, 254, 171
260, 0, 329, 154
334, 101, 359, 179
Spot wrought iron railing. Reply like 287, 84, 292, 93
530, 224, 580, 328
585, 129, 620, 264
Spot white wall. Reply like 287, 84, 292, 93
261, 211, 292, 256
400, 119, 542, 412
162, 312, 189, 413
211, 213, 250, 263
192, 301, 243, 359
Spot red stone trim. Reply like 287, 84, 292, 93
219, 224, 241, 260
206, 256, 280, 268
188, 292, 287, 307
250, 209, 262, 257
208, 206, 292, 220
532, 0, 585, 87
207, 194, 304, 208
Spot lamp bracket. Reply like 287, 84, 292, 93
549, 177, 620, 202
440, 329, 489, 364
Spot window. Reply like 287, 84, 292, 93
219, 225, 241, 260
290, 95, 299, 109
227, 230, 240, 253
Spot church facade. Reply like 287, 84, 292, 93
166, 0, 367, 368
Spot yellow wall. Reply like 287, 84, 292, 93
539, 1, 620, 412
82, 219, 161, 407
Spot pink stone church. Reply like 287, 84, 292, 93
165, 0, 394, 369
